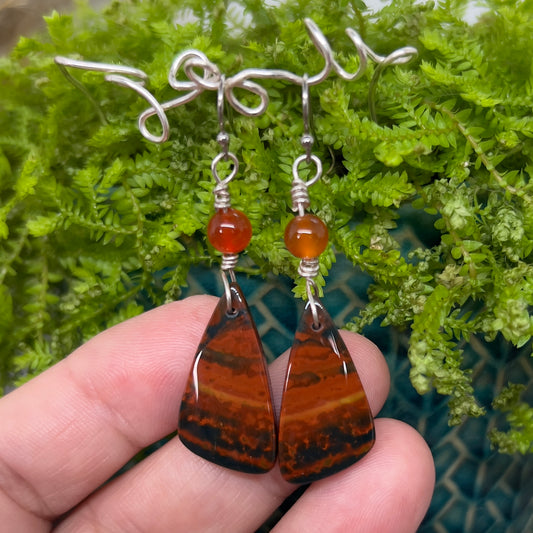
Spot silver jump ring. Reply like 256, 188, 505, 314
221, 269, 238, 315
306, 278, 320, 329
183, 60, 221, 91
211, 151, 239, 185
292, 153, 323, 187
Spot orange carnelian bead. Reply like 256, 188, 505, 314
284, 214, 328, 259
207, 208, 252, 254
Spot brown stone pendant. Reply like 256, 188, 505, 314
178, 282, 277, 474
278, 297, 375, 484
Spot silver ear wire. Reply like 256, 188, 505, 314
55, 18, 417, 141
366, 45, 418, 123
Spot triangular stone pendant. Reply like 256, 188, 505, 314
178, 282, 277, 474
278, 297, 375, 483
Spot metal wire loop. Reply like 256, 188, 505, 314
292, 154, 323, 188
291, 154, 322, 214
221, 268, 238, 315
226, 79, 270, 117
367, 45, 418, 123
306, 277, 320, 329
211, 151, 239, 185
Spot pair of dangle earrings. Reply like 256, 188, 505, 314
178, 77, 375, 484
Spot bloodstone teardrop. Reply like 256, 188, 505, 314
178, 282, 276, 474
278, 297, 375, 484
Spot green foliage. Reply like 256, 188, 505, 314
0, 0, 532, 453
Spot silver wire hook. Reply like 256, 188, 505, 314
217, 75, 226, 134
300, 74, 314, 162
367, 46, 418, 123
302, 74, 311, 137
216, 75, 231, 157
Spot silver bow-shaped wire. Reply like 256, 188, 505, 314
55, 18, 417, 143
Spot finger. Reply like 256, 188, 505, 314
271, 419, 435, 533
0, 295, 217, 521
0, 295, 388, 529
54, 330, 390, 533
0, 489, 49, 533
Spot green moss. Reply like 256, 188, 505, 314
0, 0, 532, 453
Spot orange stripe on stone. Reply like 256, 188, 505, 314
178, 282, 277, 474
278, 297, 375, 484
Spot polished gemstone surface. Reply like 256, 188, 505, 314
178, 282, 276, 473
207, 208, 252, 254
284, 214, 328, 259
278, 297, 375, 483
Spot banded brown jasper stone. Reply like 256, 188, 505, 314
278, 297, 375, 483
178, 282, 277, 474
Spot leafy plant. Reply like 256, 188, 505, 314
0, 0, 532, 453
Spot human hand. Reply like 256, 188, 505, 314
0, 295, 435, 532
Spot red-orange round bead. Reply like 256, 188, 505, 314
284, 214, 328, 259
207, 208, 252, 254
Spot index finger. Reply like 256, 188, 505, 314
0, 295, 216, 523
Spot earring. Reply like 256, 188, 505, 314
278, 76, 375, 484
178, 78, 277, 474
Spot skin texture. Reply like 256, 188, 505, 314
0, 294, 435, 532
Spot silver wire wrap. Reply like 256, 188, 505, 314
221, 253, 239, 272
54, 18, 417, 141
291, 154, 323, 216
299, 258, 320, 279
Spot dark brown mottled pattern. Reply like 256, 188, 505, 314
278, 297, 375, 483
178, 282, 277, 473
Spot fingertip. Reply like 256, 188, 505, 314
356, 418, 436, 532
367, 418, 436, 492
340, 330, 391, 415
273, 418, 435, 533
